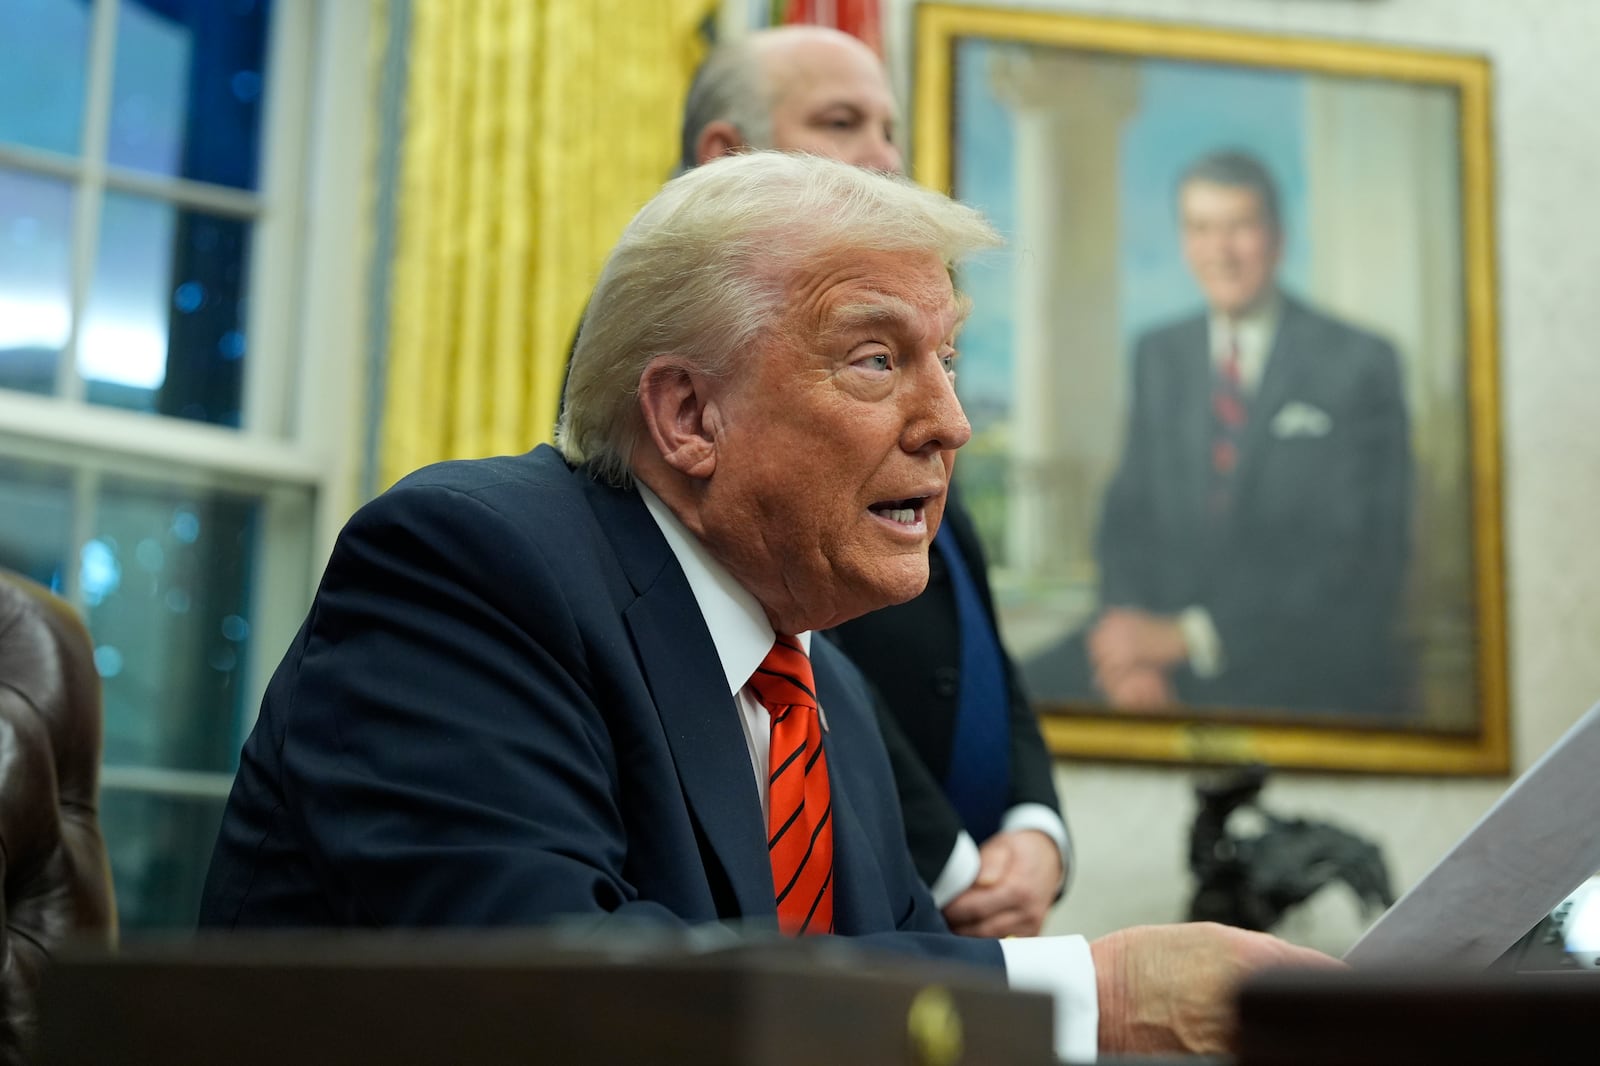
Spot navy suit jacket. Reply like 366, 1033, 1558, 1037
1094, 295, 1413, 713
199, 446, 1002, 973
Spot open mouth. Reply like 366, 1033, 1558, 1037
868, 496, 929, 530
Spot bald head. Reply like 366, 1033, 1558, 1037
680, 25, 901, 173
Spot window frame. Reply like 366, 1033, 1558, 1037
0, 0, 371, 860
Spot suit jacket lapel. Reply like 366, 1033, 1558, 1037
811, 650, 888, 935
941, 488, 990, 613
581, 474, 776, 922
1173, 316, 1215, 527
1235, 298, 1307, 502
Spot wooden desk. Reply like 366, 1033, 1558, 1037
35, 932, 1054, 1066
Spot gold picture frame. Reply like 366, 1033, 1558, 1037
914, 4, 1508, 774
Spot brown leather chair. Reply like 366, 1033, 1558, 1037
0, 570, 117, 1064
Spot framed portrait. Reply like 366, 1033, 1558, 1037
912, 4, 1508, 774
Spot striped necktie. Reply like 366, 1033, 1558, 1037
749, 635, 834, 936
1211, 327, 1247, 517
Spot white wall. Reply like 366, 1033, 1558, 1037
885, 0, 1600, 953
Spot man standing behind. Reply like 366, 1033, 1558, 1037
1056, 150, 1412, 715
680, 25, 1069, 937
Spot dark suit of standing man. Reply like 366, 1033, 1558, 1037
827, 490, 1065, 910
1026, 150, 1412, 715
631, 25, 1069, 937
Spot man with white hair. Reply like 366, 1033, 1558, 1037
202, 152, 1335, 1060
671, 23, 1073, 943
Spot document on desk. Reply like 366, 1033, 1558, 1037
1344, 699, 1600, 968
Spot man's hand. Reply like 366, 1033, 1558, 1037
942, 829, 1063, 938
1090, 922, 1344, 1056
1089, 608, 1189, 677
1088, 609, 1188, 707
1098, 664, 1175, 711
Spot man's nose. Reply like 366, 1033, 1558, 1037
904, 362, 971, 454
859, 138, 903, 175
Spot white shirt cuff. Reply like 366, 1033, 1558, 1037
1178, 605, 1224, 679
927, 830, 981, 908
1000, 934, 1098, 1063
1001, 802, 1074, 897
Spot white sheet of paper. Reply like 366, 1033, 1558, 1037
1344, 699, 1600, 968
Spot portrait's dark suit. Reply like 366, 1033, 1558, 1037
198, 446, 1001, 972
826, 493, 1061, 885
1026, 294, 1412, 715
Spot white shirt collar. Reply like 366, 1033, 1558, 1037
1207, 290, 1282, 394
636, 481, 812, 698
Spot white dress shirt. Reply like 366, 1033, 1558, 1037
638, 484, 1099, 1063
1207, 293, 1281, 397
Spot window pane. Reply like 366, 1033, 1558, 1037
0, 456, 313, 931
0, 455, 73, 588
0, 169, 74, 398
109, 0, 273, 190
100, 788, 226, 929
90, 477, 266, 773
82, 191, 251, 426
0, 0, 90, 156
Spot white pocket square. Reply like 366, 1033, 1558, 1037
1270, 401, 1333, 439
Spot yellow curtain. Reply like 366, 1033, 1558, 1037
379, 0, 714, 489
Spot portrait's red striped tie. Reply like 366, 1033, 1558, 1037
1211, 329, 1248, 517
748, 635, 834, 936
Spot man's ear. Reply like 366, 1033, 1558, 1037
637, 357, 718, 480
695, 120, 746, 165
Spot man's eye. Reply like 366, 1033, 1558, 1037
940, 350, 959, 373
857, 352, 890, 372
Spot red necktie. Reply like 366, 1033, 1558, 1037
748, 635, 834, 936
1211, 328, 1247, 516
